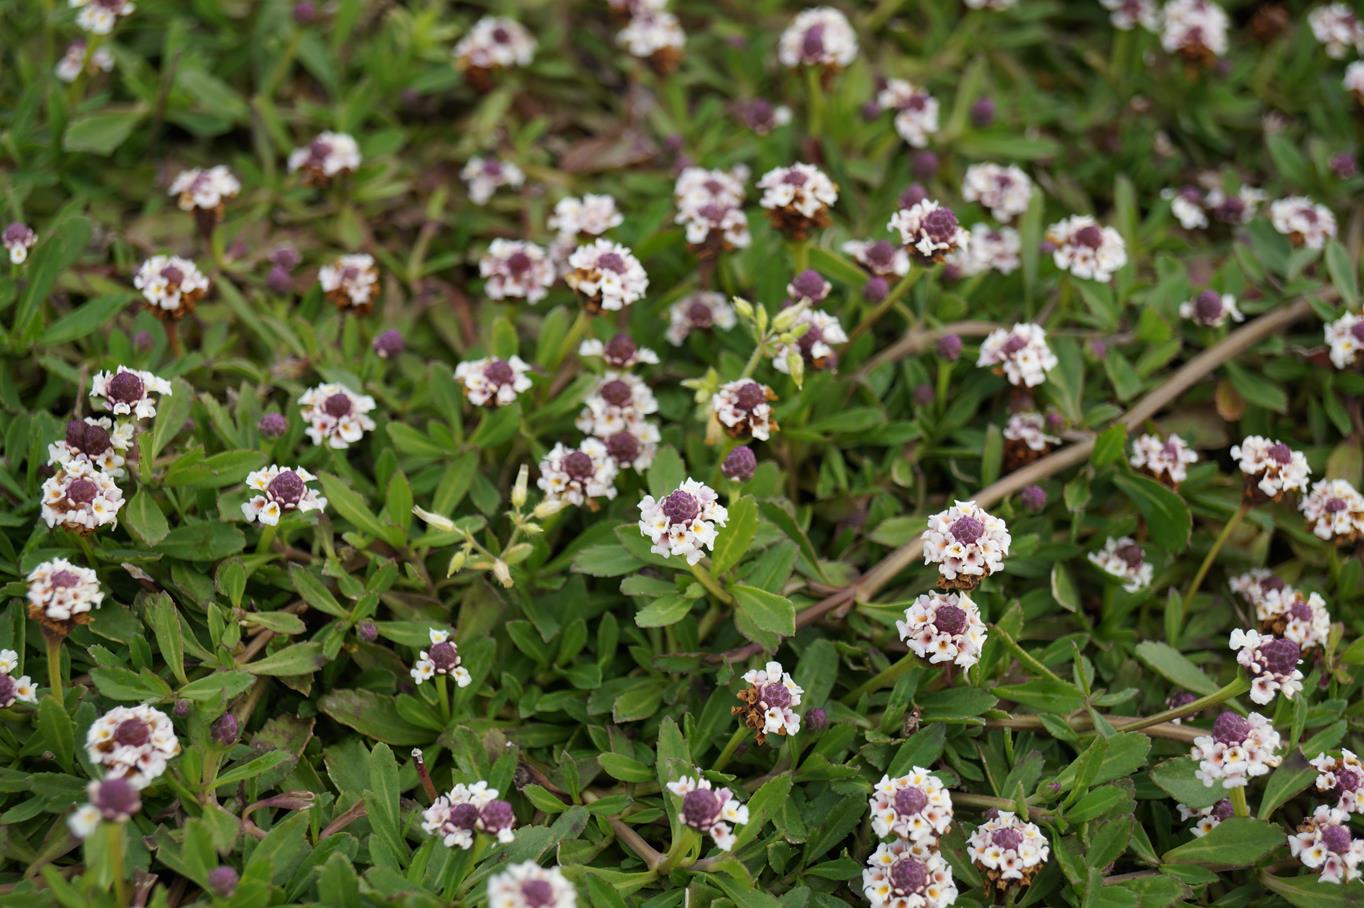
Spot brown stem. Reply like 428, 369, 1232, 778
986, 715, 1200, 743
855, 320, 1002, 380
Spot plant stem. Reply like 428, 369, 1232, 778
839, 653, 919, 705
1230, 785, 1249, 818
45, 633, 64, 709
953, 792, 1053, 821
688, 562, 733, 606
803, 67, 824, 139
1110, 676, 1250, 733
657, 828, 698, 874
255, 522, 278, 555
712, 726, 748, 772
436, 675, 450, 724
791, 239, 810, 274
739, 338, 767, 379
1181, 500, 1251, 619
847, 270, 923, 347
107, 821, 127, 907
696, 602, 724, 643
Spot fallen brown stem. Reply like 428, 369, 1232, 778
855, 320, 1001, 379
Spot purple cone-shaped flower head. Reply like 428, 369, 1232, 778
1211, 710, 1251, 746
661, 490, 700, 525
722, 446, 757, 481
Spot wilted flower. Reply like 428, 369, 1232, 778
67, 777, 141, 840
26, 558, 103, 631
71, 0, 135, 35
422, 781, 515, 849
1300, 478, 1364, 543
1003, 412, 1059, 468
921, 500, 1011, 589
1288, 806, 1364, 884
1102, 0, 1159, 30
241, 465, 326, 526
862, 839, 958, 908
287, 132, 361, 185
757, 163, 838, 239
637, 478, 728, 564
1230, 628, 1303, 705
565, 240, 648, 313
667, 292, 736, 345
898, 591, 988, 670
712, 379, 779, 441
50, 417, 133, 477
453, 17, 536, 85
1255, 584, 1331, 653
1177, 800, 1233, 838
962, 164, 1032, 223
168, 166, 240, 226
1180, 290, 1243, 327
1046, 215, 1127, 282
1309, 4, 1364, 58
889, 200, 968, 263
56, 40, 114, 83
549, 194, 624, 239
410, 629, 473, 687
579, 334, 659, 370
41, 464, 124, 534
1269, 196, 1336, 249
1324, 310, 1364, 369
537, 440, 618, 509
778, 7, 858, 70
319, 254, 380, 313
134, 255, 210, 320
480, 239, 557, 304
772, 308, 847, 374
1129, 433, 1199, 487
667, 773, 749, 851
1231, 436, 1311, 502
1191, 709, 1282, 788
1161, 0, 1229, 63
461, 157, 525, 205
618, 10, 685, 71
967, 811, 1050, 890
978, 323, 1058, 388
876, 79, 939, 148
576, 372, 658, 438
869, 768, 954, 844
86, 704, 181, 787
1312, 750, 1364, 814
2, 223, 37, 265
456, 356, 534, 408
486, 862, 576, 908
298, 382, 377, 449
733, 660, 802, 743
1088, 536, 1153, 592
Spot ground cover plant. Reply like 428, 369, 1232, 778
4, 0, 1364, 905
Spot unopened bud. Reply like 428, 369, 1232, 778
447, 549, 468, 577
492, 560, 513, 588
412, 506, 455, 532
512, 465, 529, 509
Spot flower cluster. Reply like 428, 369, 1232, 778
862, 840, 958, 908
962, 164, 1031, 222
1230, 436, 1311, 502
921, 500, 1011, 589
67, 777, 141, 840
549, 194, 623, 240
578, 334, 659, 370
1324, 310, 1364, 369
2, 223, 37, 264
1177, 800, 1234, 838
778, 7, 858, 70
1312, 750, 1364, 815
732, 661, 802, 744
319, 254, 381, 312
949, 224, 1021, 277
1191, 710, 1283, 789
1269, 196, 1337, 249
757, 163, 838, 239
134, 255, 211, 319
869, 769, 955, 845
481, 240, 557, 303
56, 40, 114, 83
1046, 215, 1127, 282
288, 132, 361, 184
1101, 0, 1158, 31
410, 629, 473, 687
565, 240, 649, 313
1129, 433, 1199, 487
49, 416, 134, 477
422, 781, 515, 849
667, 292, 736, 345
877, 80, 939, 148
577, 372, 660, 471
455, 356, 534, 408
461, 157, 525, 205
1254, 583, 1332, 653
844, 239, 910, 280
537, 440, 618, 509
1288, 806, 1364, 884
25, 558, 104, 633
1160, 0, 1229, 64
618, 7, 685, 72
1088, 537, 1153, 592
966, 811, 1050, 891
453, 17, 536, 84
1003, 412, 1058, 466
241, 465, 327, 526
771, 307, 847, 375
675, 167, 750, 255
977, 323, 1058, 387
889, 200, 968, 263
1164, 180, 1264, 230
1300, 478, 1364, 543
169, 165, 240, 218
1229, 628, 1303, 705
85, 704, 181, 788
72, 0, 135, 35
41, 463, 125, 534
298, 382, 377, 450
667, 773, 749, 851
637, 479, 728, 564
898, 591, 988, 670
0, 649, 37, 710
1179, 290, 1243, 328
712, 379, 779, 441
1309, 4, 1364, 59
487, 862, 576, 908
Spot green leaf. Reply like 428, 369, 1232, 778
1148, 757, 1222, 810
634, 595, 693, 628
758, 501, 829, 582
123, 489, 170, 548
1258, 751, 1318, 820
646, 445, 686, 498
612, 679, 666, 723
1325, 240, 1358, 308
144, 593, 186, 685
319, 473, 390, 542
1092, 423, 1128, 468
1134, 641, 1219, 696
597, 753, 654, 783
13, 216, 92, 346
1161, 817, 1284, 868
992, 678, 1085, 713
156, 522, 246, 561
37, 697, 74, 772
711, 495, 758, 574
1111, 472, 1191, 552
317, 689, 429, 745
89, 667, 173, 701
571, 544, 646, 578
214, 751, 295, 789
731, 584, 795, 638
289, 565, 349, 618
1225, 361, 1289, 413
162, 450, 266, 489
146, 378, 194, 461
178, 671, 256, 702
243, 642, 324, 676
1262, 873, 1363, 908
365, 744, 407, 869
62, 106, 147, 154
39, 293, 134, 346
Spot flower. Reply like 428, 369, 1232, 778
241, 466, 327, 526
733, 660, 802, 743
1160, 0, 1229, 63
85, 704, 181, 787
481, 240, 557, 304
56, 40, 114, 83
373, 329, 404, 359
601, 422, 660, 472
1230, 568, 1282, 606
168, 166, 240, 216
618, 10, 685, 70
666, 292, 736, 345
778, 7, 858, 69
676, 166, 746, 212
712, 380, 779, 441
67, 778, 141, 840
565, 240, 649, 313
1309, 4, 1364, 58
258, 412, 288, 438
772, 308, 847, 374
298, 382, 377, 449
537, 440, 618, 509
1129, 433, 1199, 487
922, 500, 1011, 589
1020, 484, 1047, 511
486, 862, 576, 908
207, 867, 238, 898
319, 254, 381, 312
26, 558, 103, 630
461, 157, 525, 205
722, 446, 757, 481
134, 256, 210, 319
869, 768, 954, 844
2, 223, 37, 265
1046, 215, 1127, 282
897, 591, 988, 669
1177, 800, 1233, 838
287, 132, 361, 184
1164, 185, 1210, 230
732, 98, 792, 134
1102, 0, 1159, 30
410, 629, 473, 687
41, 464, 124, 534
637, 479, 728, 565
967, 811, 1050, 890
889, 200, 968, 263
1231, 436, 1311, 502
1347, 62, 1364, 104
453, 17, 536, 82
1230, 628, 1303, 705
977, 323, 1058, 387
677, 200, 750, 255
1324, 310, 1364, 369
71, 0, 135, 35
1088, 537, 1153, 592
877, 79, 939, 148
549, 194, 624, 239
1003, 412, 1059, 464
862, 839, 957, 908
1300, 478, 1364, 543
843, 239, 911, 278
1191, 710, 1282, 788
757, 164, 838, 239
1314, 750, 1364, 815
962, 164, 1032, 223
0, 651, 37, 710
455, 356, 534, 407
1288, 806, 1364, 884
1256, 584, 1332, 653
947, 224, 1022, 276
575, 372, 658, 438
1269, 196, 1336, 249
49, 417, 134, 477
1179, 290, 1243, 327
578, 334, 659, 370
667, 774, 749, 851
422, 781, 514, 849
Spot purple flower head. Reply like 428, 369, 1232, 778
894, 785, 928, 816
270, 246, 301, 270
1335, 769, 1361, 797
934, 604, 967, 636
373, 330, 404, 358
682, 787, 722, 828
208, 866, 239, 898
1258, 637, 1300, 675
899, 184, 928, 209
173, 698, 192, 717
686, 299, 715, 328
133, 330, 154, 352
66, 419, 111, 457
92, 777, 141, 819
606, 430, 640, 464
889, 857, 927, 895
112, 717, 148, 747
1167, 691, 1197, 710
562, 450, 595, 483
1210, 799, 1234, 821
603, 333, 638, 367
0, 674, 16, 708
936, 333, 963, 362
913, 383, 935, 407
267, 470, 305, 506
734, 381, 766, 411
1115, 543, 1144, 570
991, 826, 1024, 851
480, 799, 515, 833
760, 682, 792, 708
863, 276, 889, 302
67, 477, 99, 505
2, 222, 35, 247
1289, 597, 1314, 622
1193, 290, 1223, 323
357, 620, 378, 642
212, 713, 239, 745
323, 393, 352, 418
1322, 823, 1353, 854
266, 265, 294, 294
1331, 153, 1358, 180
1211, 710, 1251, 746
922, 207, 959, 244
1351, 321, 1364, 343
1075, 225, 1105, 249
789, 269, 830, 303
805, 707, 828, 731
950, 515, 984, 545
428, 641, 460, 673
722, 446, 757, 481
520, 879, 555, 907
484, 359, 516, 387
292, 1, 319, 24
1266, 442, 1293, 465
1020, 484, 1047, 512
107, 370, 145, 405
258, 413, 288, 438
661, 490, 700, 525
861, 100, 883, 121
912, 151, 939, 181
599, 379, 632, 407
970, 96, 996, 127
450, 802, 480, 830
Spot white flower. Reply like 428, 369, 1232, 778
638, 478, 728, 565
85, 704, 180, 788
889, 200, 969, 263
67, 804, 102, 840
1269, 196, 1336, 250
897, 591, 988, 670
422, 780, 514, 849
1300, 478, 1364, 543
962, 164, 1032, 223
948, 224, 1021, 276
41, 464, 124, 534
1088, 536, 1154, 592
56, 40, 114, 83
2, 223, 37, 264
455, 356, 534, 408
1229, 568, 1280, 606
1101, 0, 1159, 31
667, 292, 737, 345
537, 440, 618, 509
169, 166, 240, 213
410, 629, 472, 687
1191, 710, 1282, 789
1160, 0, 1229, 60
1003, 412, 1059, 453
1309, 4, 1364, 59
667, 773, 749, 851
565, 240, 648, 313
877, 79, 939, 148
287, 132, 361, 183
1346, 61, 1364, 100
778, 7, 858, 69
921, 500, 1011, 587
712, 380, 779, 441
487, 862, 576, 908
0, 650, 16, 676
26, 558, 103, 625
298, 382, 377, 450
1325, 310, 1364, 369
1129, 433, 1199, 486
977, 323, 1058, 387
453, 17, 536, 73
319, 254, 380, 311
966, 812, 1050, 884
1312, 750, 1364, 815
0, 655, 37, 708
1046, 215, 1127, 282
677, 200, 750, 252
460, 157, 524, 205
89, 366, 176, 428
49, 416, 134, 477
133, 255, 211, 318
869, 768, 955, 844
862, 839, 958, 908
1163, 185, 1210, 230
1230, 628, 1304, 705
843, 239, 911, 278
577, 335, 659, 369
481, 239, 557, 303
675, 166, 746, 213
549, 194, 624, 239
739, 660, 802, 738
241, 465, 327, 526
1256, 584, 1332, 653
70, 0, 134, 35
772, 308, 847, 373
618, 10, 685, 60
1288, 805, 1364, 884
1230, 436, 1311, 500
1204, 183, 1265, 225
599, 421, 660, 472
1178, 800, 1233, 837
1179, 290, 1243, 327
757, 163, 838, 222
575, 372, 658, 438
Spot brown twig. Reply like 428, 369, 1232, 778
986, 715, 1200, 743
854, 320, 1001, 380
318, 799, 368, 839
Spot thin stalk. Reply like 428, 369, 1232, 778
1230, 785, 1249, 818
839, 653, 919, 706
45, 633, 64, 709
803, 67, 824, 139
436, 674, 450, 724
1181, 500, 1251, 617
107, 821, 127, 907
712, 726, 748, 772
255, 522, 277, 556
688, 562, 733, 606
1110, 676, 1250, 733
846, 269, 923, 347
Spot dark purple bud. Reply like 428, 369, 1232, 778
562, 451, 595, 483
1266, 442, 1293, 465
107, 370, 145, 405
686, 299, 715, 328
805, 707, 828, 731
373, 330, 404, 358
1020, 484, 1047, 512
863, 276, 889, 302
1211, 710, 1251, 746
357, 621, 378, 642
599, 379, 633, 407
722, 446, 757, 481
800, 23, 826, 59
899, 184, 928, 209
266, 265, 294, 294
1289, 597, 1314, 622
270, 246, 301, 270
1167, 691, 1197, 710
760, 682, 792, 709
596, 252, 627, 274
950, 516, 984, 545
67, 478, 99, 505
1325, 497, 1347, 513
1335, 769, 1361, 795
922, 207, 959, 243
933, 604, 967, 636
992, 826, 1024, 851
479, 799, 515, 833
92, 777, 141, 819
1209, 798, 1234, 820
114, 718, 150, 747
1115, 543, 1144, 570
605, 430, 640, 465
1258, 637, 1300, 675
132, 330, 154, 352
1331, 153, 1358, 179
1261, 575, 1286, 593
292, 1, 318, 24
911, 151, 939, 181
603, 334, 637, 366
1075, 225, 1105, 249
1352, 321, 1364, 343
1193, 290, 1223, 323
790, 269, 830, 302
936, 333, 963, 362
1322, 824, 1353, 854
520, 879, 555, 908
505, 251, 532, 276
211, 713, 239, 745
428, 641, 460, 673
894, 785, 928, 816
0, 674, 15, 707
322, 393, 352, 418
662, 490, 700, 525
889, 857, 927, 894
173, 698, 191, 717
66, 419, 111, 457
484, 359, 516, 387
266, 469, 305, 506
734, 382, 766, 411
258, 413, 288, 438
1001, 333, 1028, 355
207, 866, 239, 898
450, 802, 480, 830
912, 383, 935, 407
970, 96, 996, 127
682, 787, 722, 828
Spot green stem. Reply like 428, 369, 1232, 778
803, 66, 824, 139
688, 562, 733, 606
712, 726, 748, 772
255, 522, 278, 556
847, 269, 924, 348
1111, 676, 1250, 733
840, 653, 919, 705
107, 821, 127, 907
739, 337, 767, 380
696, 602, 724, 643
1230, 785, 1249, 818
1181, 500, 1251, 619
45, 633, 64, 709
791, 239, 810, 274
658, 828, 699, 874
436, 674, 450, 724
74, 532, 98, 567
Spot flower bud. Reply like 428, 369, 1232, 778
806, 707, 828, 731
722, 446, 757, 481
357, 620, 378, 642
533, 498, 566, 519
373, 330, 404, 359
935, 333, 962, 362
492, 560, 513, 587
970, 96, 996, 127
512, 465, 529, 509
412, 506, 455, 532
257, 412, 288, 438
211, 713, 239, 746
208, 866, 239, 898
1020, 484, 1047, 512
863, 276, 889, 302
447, 549, 468, 576
913, 384, 935, 407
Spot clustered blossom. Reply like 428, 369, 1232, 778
41, 464, 125, 533
298, 382, 377, 450
618, 9, 685, 71
844, 239, 910, 279
1191, 710, 1282, 789
0, 649, 37, 710
921, 500, 1011, 589
1324, 310, 1364, 369
674, 167, 750, 254
3, 222, 37, 264
889, 200, 968, 264
862, 840, 958, 908
1164, 181, 1265, 229
1130, 433, 1198, 487
1003, 412, 1058, 460
1177, 800, 1234, 838
549, 195, 624, 240
948, 224, 1021, 277
733, 97, 793, 134
56, 40, 114, 83
778, 7, 858, 70
1088, 537, 1153, 592
410, 629, 473, 687
712, 379, 779, 441
1160, 0, 1229, 63
287, 132, 361, 184
576, 372, 659, 453
732, 660, 802, 743
757, 163, 838, 239
67, 778, 141, 840
26, 558, 104, 631
1046, 215, 1127, 282
565, 240, 649, 313
667, 292, 736, 345
49, 416, 134, 477
1300, 478, 1364, 543
461, 157, 525, 205
1230, 628, 1303, 705
134, 255, 211, 319
319, 254, 381, 312
1230, 435, 1311, 502
772, 308, 848, 374
1179, 290, 1243, 328
667, 774, 749, 851
486, 862, 576, 908
578, 334, 659, 370
537, 440, 618, 509
1255, 583, 1332, 653
85, 704, 181, 788
71, 0, 135, 34
1288, 806, 1364, 884
1309, 4, 1364, 59
453, 17, 536, 82
1269, 196, 1337, 249
169, 165, 240, 217
966, 811, 1050, 891
241, 465, 327, 526
869, 769, 954, 845
962, 164, 1032, 223
480, 240, 557, 303
1346, 62, 1364, 105
977, 323, 1058, 387
897, 591, 989, 671
637, 479, 728, 565
422, 781, 515, 850
1312, 750, 1364, 814
1101, 0, 1158, 31
455, 356, 534, 407
877, 79, 939, 148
